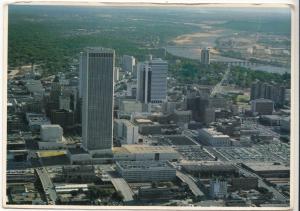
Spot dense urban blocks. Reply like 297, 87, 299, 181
6, 5, 291, 207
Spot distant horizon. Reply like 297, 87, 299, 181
9, 4, 291, 14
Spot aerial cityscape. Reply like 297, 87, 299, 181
6, 6, 291, 207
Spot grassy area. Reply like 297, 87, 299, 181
8, 6, 291, 87
8, 6, 199, 75
218, 18, 291, 35
236, 95, 250, 103
37, 150, 66, 157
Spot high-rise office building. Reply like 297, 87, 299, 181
136, 58, 168, 103
186, 94, 209, 122
80, 47, 115, 154
136, 62, 151, 103
122, 55, 136, 72
201, 48, 210, 65
49, 76, 62, 110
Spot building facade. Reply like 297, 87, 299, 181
198, 128, 231, 146
122, 55, 136, 72
250, 81, 286, 107
80, 47, 115, 154
116, 160, 176, 182
251, 98, 274, 115
136, 58, 168, 104
201, 48, 210, 65
209, 178, 228, 199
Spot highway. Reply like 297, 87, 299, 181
176, 171, 204, 197
235, 164, 288, 203
111, 178, 134, 202
35, 167, 58, 205
107, 171, 134, 202
210, 64, 231, 97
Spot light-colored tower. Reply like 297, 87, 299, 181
201, 48, 210, 65
81, 47, 115, 154
122, 55, 136, 72
136, 58, 168, 104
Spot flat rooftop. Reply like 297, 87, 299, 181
200, 128, 229, 138
41, 124, 62, 129
156, 135, 197, 146
180, 161, 236, 172
117, 160, 173, 170
84, 47, 115, 53
114, 144, 177, 154
134, 118, 153, 124
244, 162, 290, 172
68, 147, 88, 155
37, 150, 67, 158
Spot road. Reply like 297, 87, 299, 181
235, 164, 288, 203
210, 64, 231, 96
35, 168, 58, 205
176, 171, 204, 197
111, 178, 134, 202
107, 170, 134, 202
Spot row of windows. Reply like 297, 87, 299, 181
88, 53, 114, 57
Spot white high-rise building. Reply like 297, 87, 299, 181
80, 47, 115, 154
122, 55, 136, 72
114, 67, 120, 82
136, 58, 168, 104
114, 119, 139, 145
201, 48, 210, 65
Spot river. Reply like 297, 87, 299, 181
166, 46, 290, 75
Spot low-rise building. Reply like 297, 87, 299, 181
198, 128, 231, 147
139, 124, 162, 135
67, 148, 91, 165
119, 100, 149, 114
251, 99, 274, 115
242, 162, 290, 178
38, 142, 65, 150
116, 160, 176, 182
61, 165, 96, 182
137, 186, 179, 201
230, 177, 258, 191
114, 119, 139, 144
259, 115, 282, 126
181, 161, 237, 177
24, 79, 45, 95
40, 124, 63, 142
174, 109, 192, 124
113, 144, 180, 161
280, 117, 290, 132
55, 184, 89, 194
209, 178, 228, 199
26, 113, 51, 131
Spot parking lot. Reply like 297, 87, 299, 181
176, 145, 216, 161
214, 143, 290, 164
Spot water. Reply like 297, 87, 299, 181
166, 46, 290, 74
